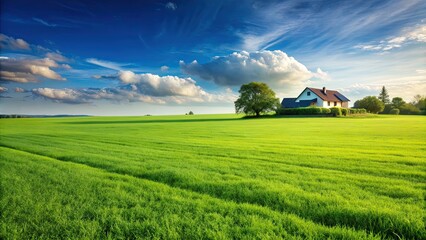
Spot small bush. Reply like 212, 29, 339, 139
349, 108, 367, 114
389, 108, 399, 115
341, 108, 348, 116
330, 107, 342, 117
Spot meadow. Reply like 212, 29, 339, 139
0, 114, 425, 239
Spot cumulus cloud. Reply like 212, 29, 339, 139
14, 87, 27, 93
0, 86, 8, 93
32, 85, 235, 105
356, 24, 426, 51
0, 34, 30, 50
313, 68, 330, 80
160, 65, 169, 72
0, 86, 11, 98
32, 71, 237, 104
46, 52, 69, 62
165, 2, 177, 10
0, 57, 66, 83
180, 50, 313, 89
117, 71, 209, 97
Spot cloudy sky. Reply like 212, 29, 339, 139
0, 0, 425, 115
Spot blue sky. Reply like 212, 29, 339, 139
0, 0, 425, 115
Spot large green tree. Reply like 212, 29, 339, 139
391, 97, 406, 109
353, 96, 384, 113
378, 86, 390, 104
234, 82, 280, 117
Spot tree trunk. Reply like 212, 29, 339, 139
255, 111, 260, 117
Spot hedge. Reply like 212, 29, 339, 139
278, 107, 329, 115
349, 108, 367, 114
330, 107, 342, 117
278, 107, 367, 116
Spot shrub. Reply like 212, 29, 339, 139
389, 108, 399, 115
321, 108, 331, 114
341, 108, 348, 116
330, 107, 342, 117
381, 104, 393, 114
399, 103, 420, 115
349, 108, 367, 114
278, 107, 330, 115
354, 96, 384, 113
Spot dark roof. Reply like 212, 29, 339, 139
306, 87, 350, 102
334, 92, 350, 102
281, 98, 317, 108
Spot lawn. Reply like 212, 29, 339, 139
0, 114, 425, 239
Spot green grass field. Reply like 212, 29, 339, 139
0, 114, 425, 239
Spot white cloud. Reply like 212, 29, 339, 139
117, 71, 204, 97
0, 86, 8, 93
356, 24, 426, 51
313, 68, 330, 80
32, 71, 236, 104
61, 64, 72, 69
160, 65, 169, 72
237, 3, 295, 51
33, 18, 57, 27
86, 58, 126, 70
0, 57, 65, 82
165, 2, 177, 10
32, 84, 236, 105
46, 52, 69, 62
0, 34, 30, 50
14, 87, 26, 93
32, 88, 89, 104
180, 50, 313, 90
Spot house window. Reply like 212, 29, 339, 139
334, 102, 337, 106
307, 91, 311, 96
328, 101, 330, 106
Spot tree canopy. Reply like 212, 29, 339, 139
391, 97, 406, 109
234, 82, 280, 117
353, 96, 384, 113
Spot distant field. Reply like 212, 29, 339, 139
0, 114, 425, 239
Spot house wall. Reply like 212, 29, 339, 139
295, 88, 349, 108
320, 100, 342, 108
296, 88, 320, 103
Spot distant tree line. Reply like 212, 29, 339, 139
0, 114, 28, 118
354, 86, 425, 115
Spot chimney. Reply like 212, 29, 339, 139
322, 87, 326, 94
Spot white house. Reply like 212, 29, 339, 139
281, 87, 350, 108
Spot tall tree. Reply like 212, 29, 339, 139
234, 82, 280, 117
378, 86, 390, 104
